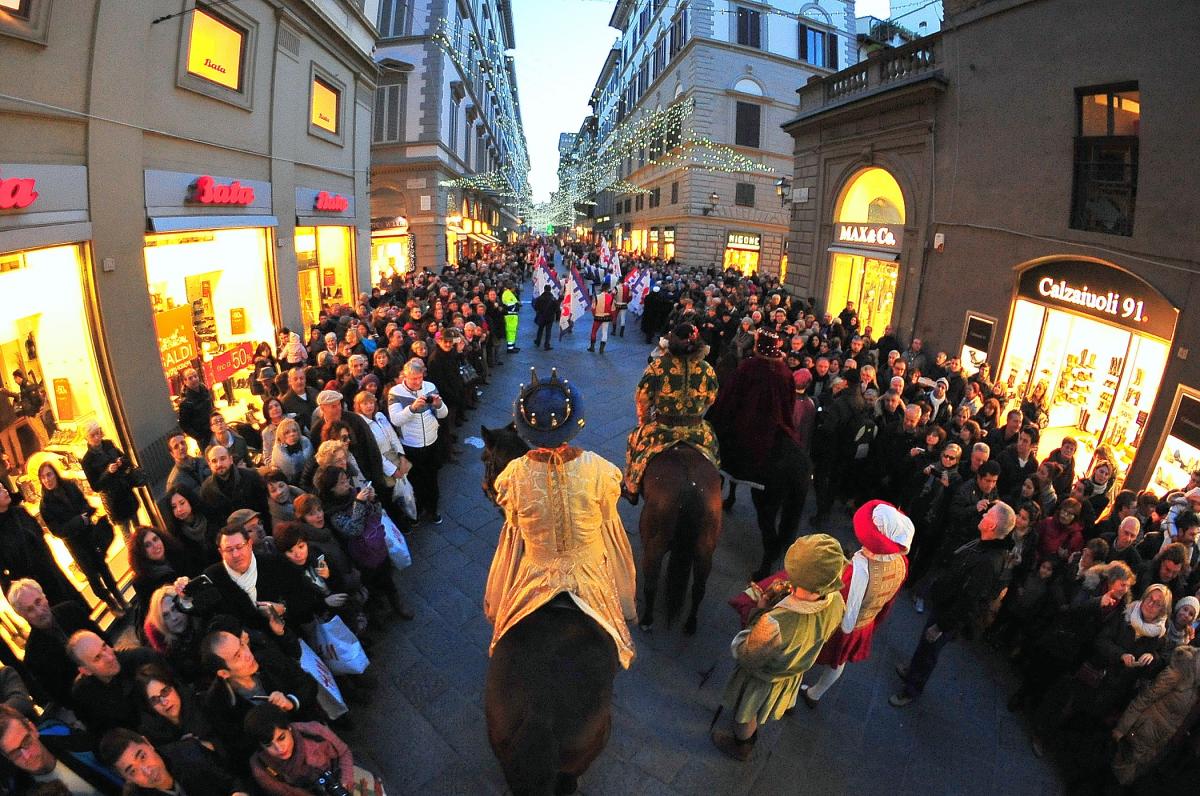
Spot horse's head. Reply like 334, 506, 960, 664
481, 423, 530, 504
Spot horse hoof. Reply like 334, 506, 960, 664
555, 773, 579, 795
684, 617, 698, 636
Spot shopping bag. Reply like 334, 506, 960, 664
392, 475, 418, 521
298, 639, 348, 720
308, 616, 370, 675
381, 513, 412, 571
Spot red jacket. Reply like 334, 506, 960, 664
1036, 516, 1083, 563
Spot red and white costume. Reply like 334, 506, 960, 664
805, 500, 914, 702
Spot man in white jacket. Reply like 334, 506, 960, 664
387, 358, 449, 525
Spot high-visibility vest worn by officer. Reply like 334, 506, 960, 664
502, 288, 520, 347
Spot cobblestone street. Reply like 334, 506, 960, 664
340, 297, 1064, 795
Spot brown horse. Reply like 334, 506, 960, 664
480, 424, 618, 796
637, 444, 723, 635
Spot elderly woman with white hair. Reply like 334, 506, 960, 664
80, 420, 142, 543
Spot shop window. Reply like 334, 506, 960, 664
143, 228, 277, 414
0, 0, 51, 44
735, 7, 761, 48
177, 3, 257, 109
735, 182, 755, 207
827, 253, 897, 335
296, 226, 356, 331
1071, 84, 1139, 237
377, 0, 407, 39
309, 66, 345, 145
735, 101, 761, 148
1151, 391, 1200, 497
373, 78, 407, 144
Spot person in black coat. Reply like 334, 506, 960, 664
98, 729, 246, 796
36, 460, 127, 613
81, 422, 142, 542
0, 706, 123, 795
67, 630, 164, 736
307, 392, 389, 497
532, 284, 561, 350
994, 425, 1040, 503
892, 501, 1016, 706
7, 579, 101, 709
199, 447, 270, 524
176, 368, 215, 448
0, 482, 82, 608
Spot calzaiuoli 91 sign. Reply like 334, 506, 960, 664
835, 222, 903, 250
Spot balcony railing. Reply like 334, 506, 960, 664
802, 32, 943, 110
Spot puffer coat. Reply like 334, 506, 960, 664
1112, 645, 1200, 784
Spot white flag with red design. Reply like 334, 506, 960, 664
628, 270, 652, 316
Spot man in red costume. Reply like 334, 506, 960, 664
799, 499, 914, 708
707, 329, 797, 488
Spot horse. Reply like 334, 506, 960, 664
638, 444, 723, 635
480, 424, 618, 796
723, 434, 813, 582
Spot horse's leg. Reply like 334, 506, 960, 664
750, 486, 780, 581
685, 538, 714, 636
775, 450, 812, 556
639, 507, 669, 632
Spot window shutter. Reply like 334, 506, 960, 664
751, 11, 761, 48
826, 33, 838, 70
798, 24, 808, 60
736, 101, 761, 148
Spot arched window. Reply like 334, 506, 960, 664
733, 77, 764, 96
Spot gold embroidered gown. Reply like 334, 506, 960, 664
484, 449, 638, 668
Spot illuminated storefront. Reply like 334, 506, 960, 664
296, 186, 357, 329
662, 227, 675, 261
825, 167, 904, 334
143, 169, 279, 421
1148, 389, 1200, 496
999, 258, 1179, 486
0, 164, 133, 629
723, 231, 761, 275
370, 217, 412, 287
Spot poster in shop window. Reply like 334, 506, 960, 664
153, 305, 198, 376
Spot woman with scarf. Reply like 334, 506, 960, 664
128, 526, 196, 636
270, 418, 313, 486
37, 460, 128, 615
1163, 595, 1198, 654
135, 662, 222, 756
1032, 582, 1170, 758
159, 486, 218, 567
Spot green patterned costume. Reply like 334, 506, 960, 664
624, 346, 720, 494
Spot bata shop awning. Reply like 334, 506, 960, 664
468, 232, 499, 244
148, 215, 279, 233
827, 244, 900, 261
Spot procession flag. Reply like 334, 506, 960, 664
607, 251, 622, 286
628, 270, 652, 316
534, 261, 560, 298
561, 264, 592, 329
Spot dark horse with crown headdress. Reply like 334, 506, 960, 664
480, 423, 617, 796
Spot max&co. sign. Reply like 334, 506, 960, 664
0, 168, 39, 211
188, 175, 256, 206
1017, 259, 1179, 341
835, 222, 903, 250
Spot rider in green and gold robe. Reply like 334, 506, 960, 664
623, 323, 720, 504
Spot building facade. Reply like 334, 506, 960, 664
370, 0, 530, 280
0, 0, 377, 623
783, 0, 1200, 493
577, 0, 857, 276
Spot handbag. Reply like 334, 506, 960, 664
297, 640, 349, 720
381, 513, 412, 571
308, 616, 370, 675
91, 516, 116, 555
347, 508, 389, 570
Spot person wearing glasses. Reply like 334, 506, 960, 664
134, 662, 220, 755
0, 704, 122, 795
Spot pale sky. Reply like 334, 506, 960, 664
511, 1, 892, 202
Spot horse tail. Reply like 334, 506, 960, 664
665, 450, 703, 625
503, 711, 559, 796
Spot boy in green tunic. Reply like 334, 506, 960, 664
711, 533, 846, 761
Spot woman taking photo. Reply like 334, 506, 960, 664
128, 526, 195, 634
142, 584, 204, 682
37, 459, 127, 615
259, 397, 288, 468
80, 421, 142, 543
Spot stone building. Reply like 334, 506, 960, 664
370, 0, 530, 278
578, 0, 858, 276
783, 0, 1200, 492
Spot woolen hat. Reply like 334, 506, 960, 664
793, 368, 813, 392
853, 500, 914, 555
783, 533, 847, 595
513, 368, 585, 449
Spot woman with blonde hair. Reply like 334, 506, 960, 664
271, 417, 313, 485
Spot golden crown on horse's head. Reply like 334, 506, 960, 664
513, 367, 585, 448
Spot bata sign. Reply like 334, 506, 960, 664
189, 175, 255, 206
836, 223, 902, 249
0, 168, 38, 210
315, 191, 349, 212
1017, 260, 1179, 341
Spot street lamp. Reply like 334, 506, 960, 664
775, 176, 792, 206
702, 191, 719, 216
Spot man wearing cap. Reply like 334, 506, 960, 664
623, 324, 719, 505
308, 390, 389, 500
485, 369, 638, 667
927, 376, 953, 427
802, 501, 913, 708
707, 329, 799, 489
427, 328, 469, 427
891, 501, 1016, 706
712, 534, 846, 760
